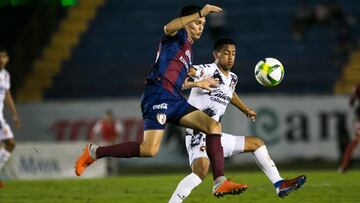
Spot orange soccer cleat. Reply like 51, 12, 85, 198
74, 144, 95, 176
213, 180, 248, 197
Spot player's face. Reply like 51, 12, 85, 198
186, 17, 206, 41
0, 51, 9, 69
215, 44, 236, 71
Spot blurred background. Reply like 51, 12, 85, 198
0, 0, 359, 179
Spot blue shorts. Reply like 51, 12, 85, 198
141, 84, 197, 131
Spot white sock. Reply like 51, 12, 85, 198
253, 145, 283, 184
89, 144, 99, 160
0, 148, 11, 170
169, 173, 202, 203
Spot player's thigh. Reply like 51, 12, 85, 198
191, 157, 210, 180
140, 130, 164, 157
179, 110, 221, 134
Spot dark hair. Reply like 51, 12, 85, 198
0, 47, 7, 53
180, 5, 201, 17
213, 38, 236, 52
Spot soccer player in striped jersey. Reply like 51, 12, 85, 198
169, 39, 306, 202
75, 4, 248, 197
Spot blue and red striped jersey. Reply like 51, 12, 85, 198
147, 29, 193, 95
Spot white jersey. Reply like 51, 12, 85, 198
188, 63, 238, 122
0, 69, 13, 141
185, 63, 242, 166
0, 69, 10, 120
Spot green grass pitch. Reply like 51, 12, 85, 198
0, 170, 359, 203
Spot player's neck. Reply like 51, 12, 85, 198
220, 69, 230, 76
216, 63, 230, 76
185, 29, 194, 44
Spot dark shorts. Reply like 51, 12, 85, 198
141, 84, 197, 131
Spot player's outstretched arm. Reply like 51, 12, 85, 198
5, 90, 20, 128
182, 76, 219, 91
164, 4, 222, 36
231, 92, 256, 122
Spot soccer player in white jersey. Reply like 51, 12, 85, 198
169, 39, 306, 202
0, 48, 21, 188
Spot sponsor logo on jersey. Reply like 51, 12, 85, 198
210, 97, 227, 105
179, 49, 192, 70
156, 113, 167, 125
185, 50, 192, 65
210, 91, 232, 101
208, 89, 231, 105
179, 56, 189, 70
152, 103, 168, 110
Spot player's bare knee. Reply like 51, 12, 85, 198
246, 136, 264, 151
142, 147, 159, 157
192, 158, 209, 180
195, 163, 209, 179
141, 150, 156, 157
194, 168, 208, 180
139, 144, 159, 157
253, 137, 265, 149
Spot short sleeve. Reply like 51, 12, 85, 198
163, 29, 188, 45
175, 29, 187, 45
191, 63, 216, 80
230, 73, 238, 89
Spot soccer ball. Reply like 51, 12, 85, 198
254, 58, 284, 87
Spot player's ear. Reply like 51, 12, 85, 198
213, 51, 219, 60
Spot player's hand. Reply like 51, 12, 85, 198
244, 108, 256, 122
195, 77, 219, 91
200, 4, 222, 17
13, 115, 21, 128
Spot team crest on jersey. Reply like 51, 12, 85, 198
156, 113, 167, 125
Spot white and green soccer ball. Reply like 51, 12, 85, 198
254, 57, 284, 87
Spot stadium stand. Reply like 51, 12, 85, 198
42, 0, 359, 99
